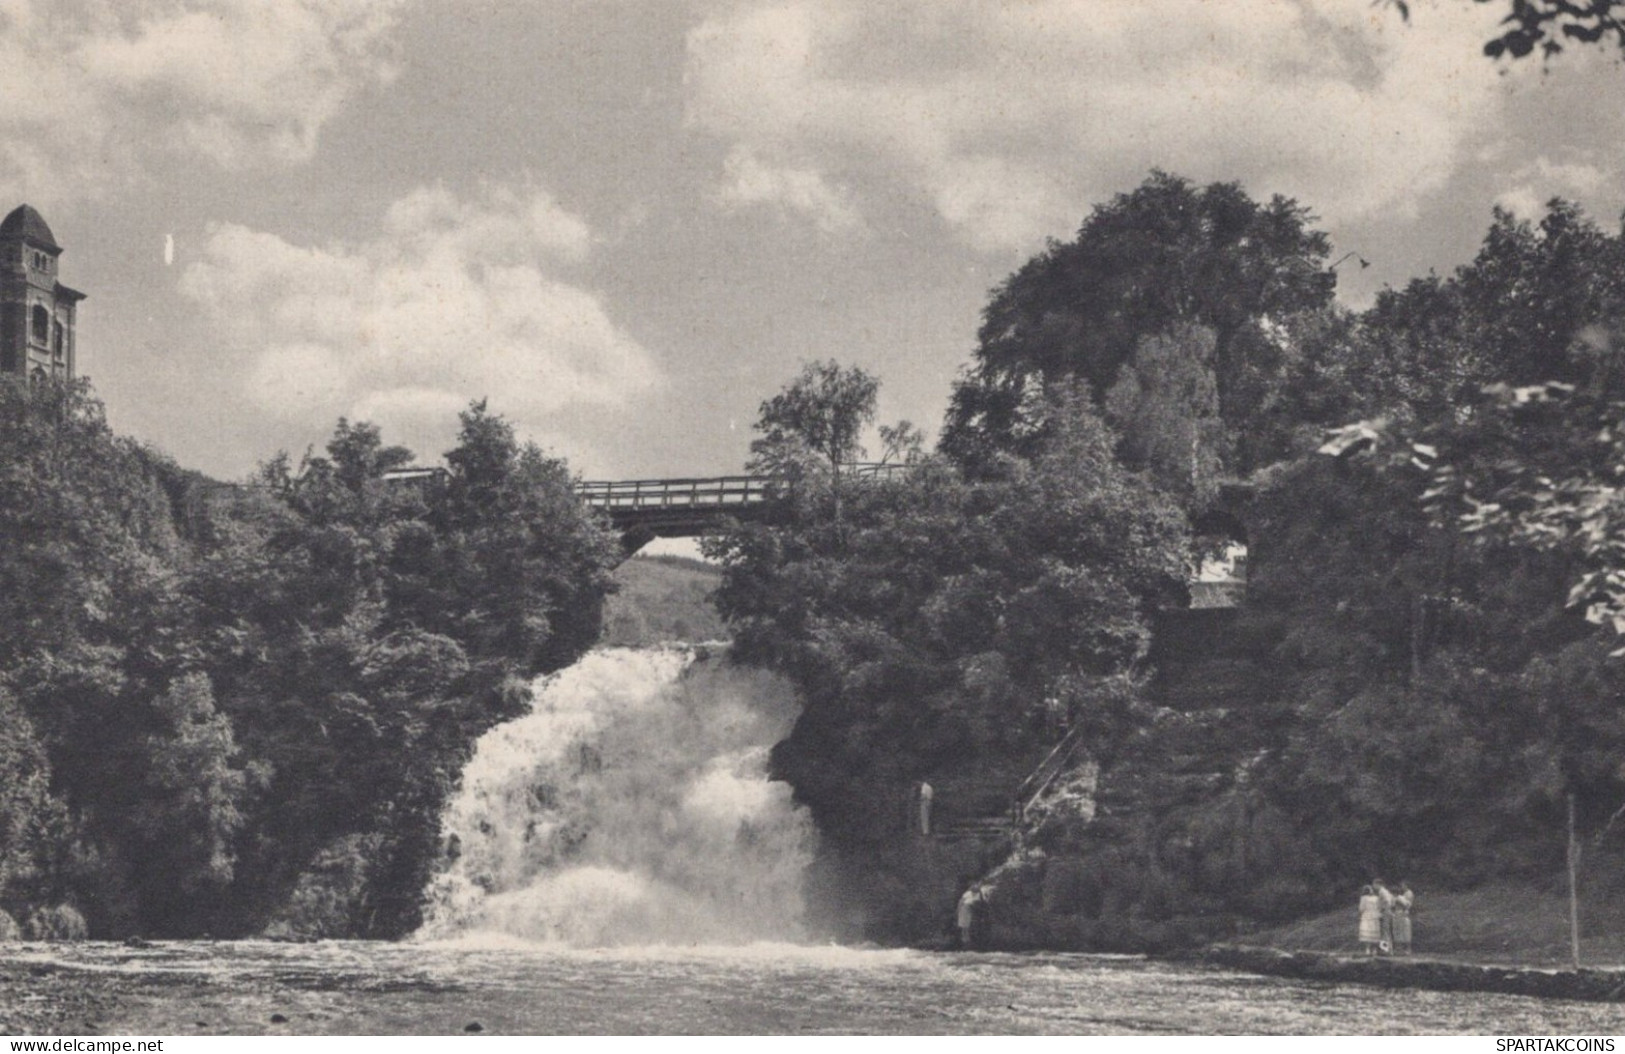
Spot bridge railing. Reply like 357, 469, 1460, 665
844, 461, 914, 482
573, 475, 778, 511
574, 462, 915, 513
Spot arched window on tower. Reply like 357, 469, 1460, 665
31, 305, 49, 346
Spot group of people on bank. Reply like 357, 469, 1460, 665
953, 872, 1416, 954
1358, 879, 1414, 956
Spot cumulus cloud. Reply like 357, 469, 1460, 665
685, 0, 1509, 252
180, 184, 662, 462
1495, 157, 1619, 220
0, 0, 406, 204
719, 146, 864, 234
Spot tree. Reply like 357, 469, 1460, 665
941, 172, 1333, 472
750, 359, 878, 477
1452, 203, 1624, 389
173, 404, 617, 936
424, 401, 621, 678
321, 419, 416, 496
1104, 325, 1226, 503
1416, 376, 1625, 644
126, 673, 262, 933
1249, 435, 1625, 893
748, 360, 880, 529
0, 377, 216, 934
1476, 0, 1625, 58
1324, 200, 1625, 643
974, 195, 1625, 933
0, 689, 67, 921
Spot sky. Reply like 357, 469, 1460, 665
5, 0, 1625, 483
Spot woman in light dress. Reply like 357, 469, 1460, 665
1391, 881, 1414, 955
1357, 884, 1383, 956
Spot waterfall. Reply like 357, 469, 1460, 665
417, 646, 817, 946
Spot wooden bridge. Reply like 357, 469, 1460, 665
573, 463, 911, 553
574, 475, 778, 552
384, 462, 909, 553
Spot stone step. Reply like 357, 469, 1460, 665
935, 817, 1015, 841
1155, 669, 1262, 712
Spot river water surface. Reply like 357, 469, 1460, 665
7, 939, 1625, 1035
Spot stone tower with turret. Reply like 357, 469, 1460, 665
0, 205, 85, 383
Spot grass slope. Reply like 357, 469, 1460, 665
600, 554, 728, 647
1254, 869, 1625, 967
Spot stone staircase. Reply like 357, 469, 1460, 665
1079, 607, 1285, 852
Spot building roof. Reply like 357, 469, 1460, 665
0, 205, 61, 252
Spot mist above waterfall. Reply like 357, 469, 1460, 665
419, 646, 816, 946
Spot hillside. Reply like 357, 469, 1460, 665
600, 554, 728, 646
1253, 867, 1625, 967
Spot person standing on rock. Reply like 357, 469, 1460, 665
1358, 884, 1383, 956
1392, 881, 1414, 956
969, 884, 993, 950
956, 885, 978, 949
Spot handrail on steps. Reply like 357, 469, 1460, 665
1012, 721, 1092, 819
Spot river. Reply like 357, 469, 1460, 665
6, 938, 1625, 1034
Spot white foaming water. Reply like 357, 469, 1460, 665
417, 646, 817, 947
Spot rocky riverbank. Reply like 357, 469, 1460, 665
1200, 945, 1625, 1002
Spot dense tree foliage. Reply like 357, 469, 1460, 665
710, 367, 1188, 936
1104, 325, 1227, 503
0, 382, 617, 938
716, 388, 1186, 778
1060, 195, 1625, 933
1136, 196, 1625, 928
941, 172, 1333, 476
715, 178, 1625, 946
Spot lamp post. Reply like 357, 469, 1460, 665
1569, 792, 1582, 969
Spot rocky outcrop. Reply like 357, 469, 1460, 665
810, 753, 1045, 944
979, 606, 1291, 951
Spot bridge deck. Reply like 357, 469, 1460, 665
574, 463, 909, 512
574, 475, 776, 513
572, 466, 912, 551
573, 475, 780, 551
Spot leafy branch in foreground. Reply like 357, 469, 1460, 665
1381, 0, 1625, 60
1321, 353, 1625, 649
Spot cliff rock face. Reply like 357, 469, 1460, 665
982, 607, 1290, 951
804, 755, 1045, 944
